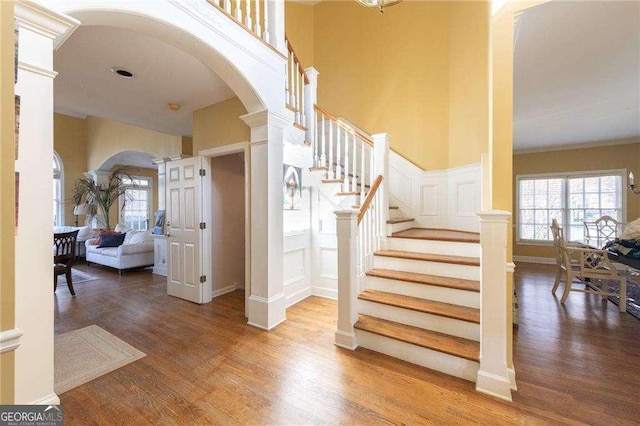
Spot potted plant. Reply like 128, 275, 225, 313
71, 166, 136, 230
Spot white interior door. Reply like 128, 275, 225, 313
166, 156, 211, 304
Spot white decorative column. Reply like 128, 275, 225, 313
476, 210, 513, 402
151, 158, 168, 276
14, 0, 78, 405
303, 67, 319, 149
372, 133, 390, 247
334, 210, 358, 350
152, 157, 168, 210
240, 110, 290, 330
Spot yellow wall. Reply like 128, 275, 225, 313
285, 1, 314, 67
86, 116, 182, 171
182, 136, 193, 156
0, 0, 15, 404
54, 113, 87, 226
192, 97, 249, 154
314, 0, 451, 170
513, 141, 640, 259
448, 1, 490, 168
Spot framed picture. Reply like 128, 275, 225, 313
283, 164, 302, 210
152, 210, 165, 235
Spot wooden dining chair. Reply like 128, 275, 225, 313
551, 219, 627, 312
583, 215, 624, 248
54, 230, 79, 296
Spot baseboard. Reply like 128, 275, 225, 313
508, 366, 517, 391
513, 256, 555, 265
285, 287, 312, 308
30, 393, 60, 405
312, 286, 337, 300
212, 283, 237, 298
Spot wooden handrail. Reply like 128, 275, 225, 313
285, 35, 310, 84
357, 175, 383, 225
313, 104, 374, 146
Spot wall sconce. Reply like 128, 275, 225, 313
628, 172, 640, 194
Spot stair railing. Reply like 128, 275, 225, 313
285, 36, 309, 131
313, 104, 375, 203
207, 0, 278, 49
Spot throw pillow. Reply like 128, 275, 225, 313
128, 232, 148, 245
93, 229, 122, 246
97, 233, 126, 248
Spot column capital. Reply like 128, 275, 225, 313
15, 0, 79, 49
240, 109, 292, 129
477, 210, 511, 223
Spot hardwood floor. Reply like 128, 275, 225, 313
55, 262, 640, 425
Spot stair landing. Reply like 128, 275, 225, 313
392, 228, 480, 243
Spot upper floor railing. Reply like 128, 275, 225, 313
207, 0, 274, 49
285, 35, 309, 130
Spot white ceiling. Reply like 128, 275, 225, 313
514, 1, 640, 151
54, 25, 236, 137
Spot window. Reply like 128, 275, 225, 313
53, 153, 63, 226
517, 171, 625, 243
119, 176, 152, 231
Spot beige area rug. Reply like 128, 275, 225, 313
55, 325, 146, 394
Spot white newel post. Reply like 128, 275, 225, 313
240, 110, 290, 330
266, 0, 285, 55
304, 67, 319, 152
14, 0, 78, 405
476, 210, 513, 402
372, 133, 390, 247
334, 210, 359, 350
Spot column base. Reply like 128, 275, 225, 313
508, 366, 517, 390
334, 330, 358, 350
476, 370, 512, 401
246, 294, 286, 330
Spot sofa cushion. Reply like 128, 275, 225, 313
128, 231, 148, 245
97, 233, 126, 248
119, 242, 154, 255
98, 247, 120, 258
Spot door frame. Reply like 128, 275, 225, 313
199, 142, 251, 316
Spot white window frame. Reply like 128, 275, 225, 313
516, 168, 628, 245
118, 176, 153, 231
53, 152, 64, 226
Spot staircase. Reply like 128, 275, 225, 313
354, 226, 481, 382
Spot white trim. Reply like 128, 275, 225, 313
212, 283, 238, 298
508, 367, 517, 391
30, 393, 60, 406
17, 61, 58, 79
0, 328, 24, 354
200, 142, 251, 316
506, 262, 516, 273
513, 255, 555, 265
312, 286, 337, 300
15, 0, 80, 49
514, 137, 640, 155
285, 287, 311, 308
198, 141, 248, 157
476, 370, 513, 402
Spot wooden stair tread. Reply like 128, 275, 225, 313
387, 218, 415, 224
322, 178, 344, 184
336, 191, 358, 196
375, 250, 480, 267
392, 228, 480, 243
359, 290, 479, 323
366, 268, 479, 292
354, 314, 479, 362
309, 166, 328, 172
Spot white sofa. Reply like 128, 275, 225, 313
54, 225, 94, 258
85, 228, 154, 275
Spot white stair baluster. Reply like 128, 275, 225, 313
289, 52, 295, 106
336, 125, 342, 185
245, 0, 252, 28
329, 120, 334, 179
235, 0, 242, 21
262, 0, 270, 43
254, 0, 261, 38
224, 0, 231, 14
351, 133, 357, 193
300, 73, 306, 128
360, 138, 365, 201
321, 113, 326, 168
344, 128, 350, 194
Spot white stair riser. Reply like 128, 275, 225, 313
358, 300, 479, 341
388, 208, 402, 220
365, 276, 480, 309
387, 238, 480, 258
374, 256, 480, 281
356, 330, 479, 382
387, 221, 414, 234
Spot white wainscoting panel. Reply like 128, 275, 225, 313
283, 231, 312, 307
389, 151, 481, 232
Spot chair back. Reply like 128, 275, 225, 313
584, 215, 622, 247
54, 230, 79, 266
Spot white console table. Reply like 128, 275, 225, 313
152, 234, 168, 276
